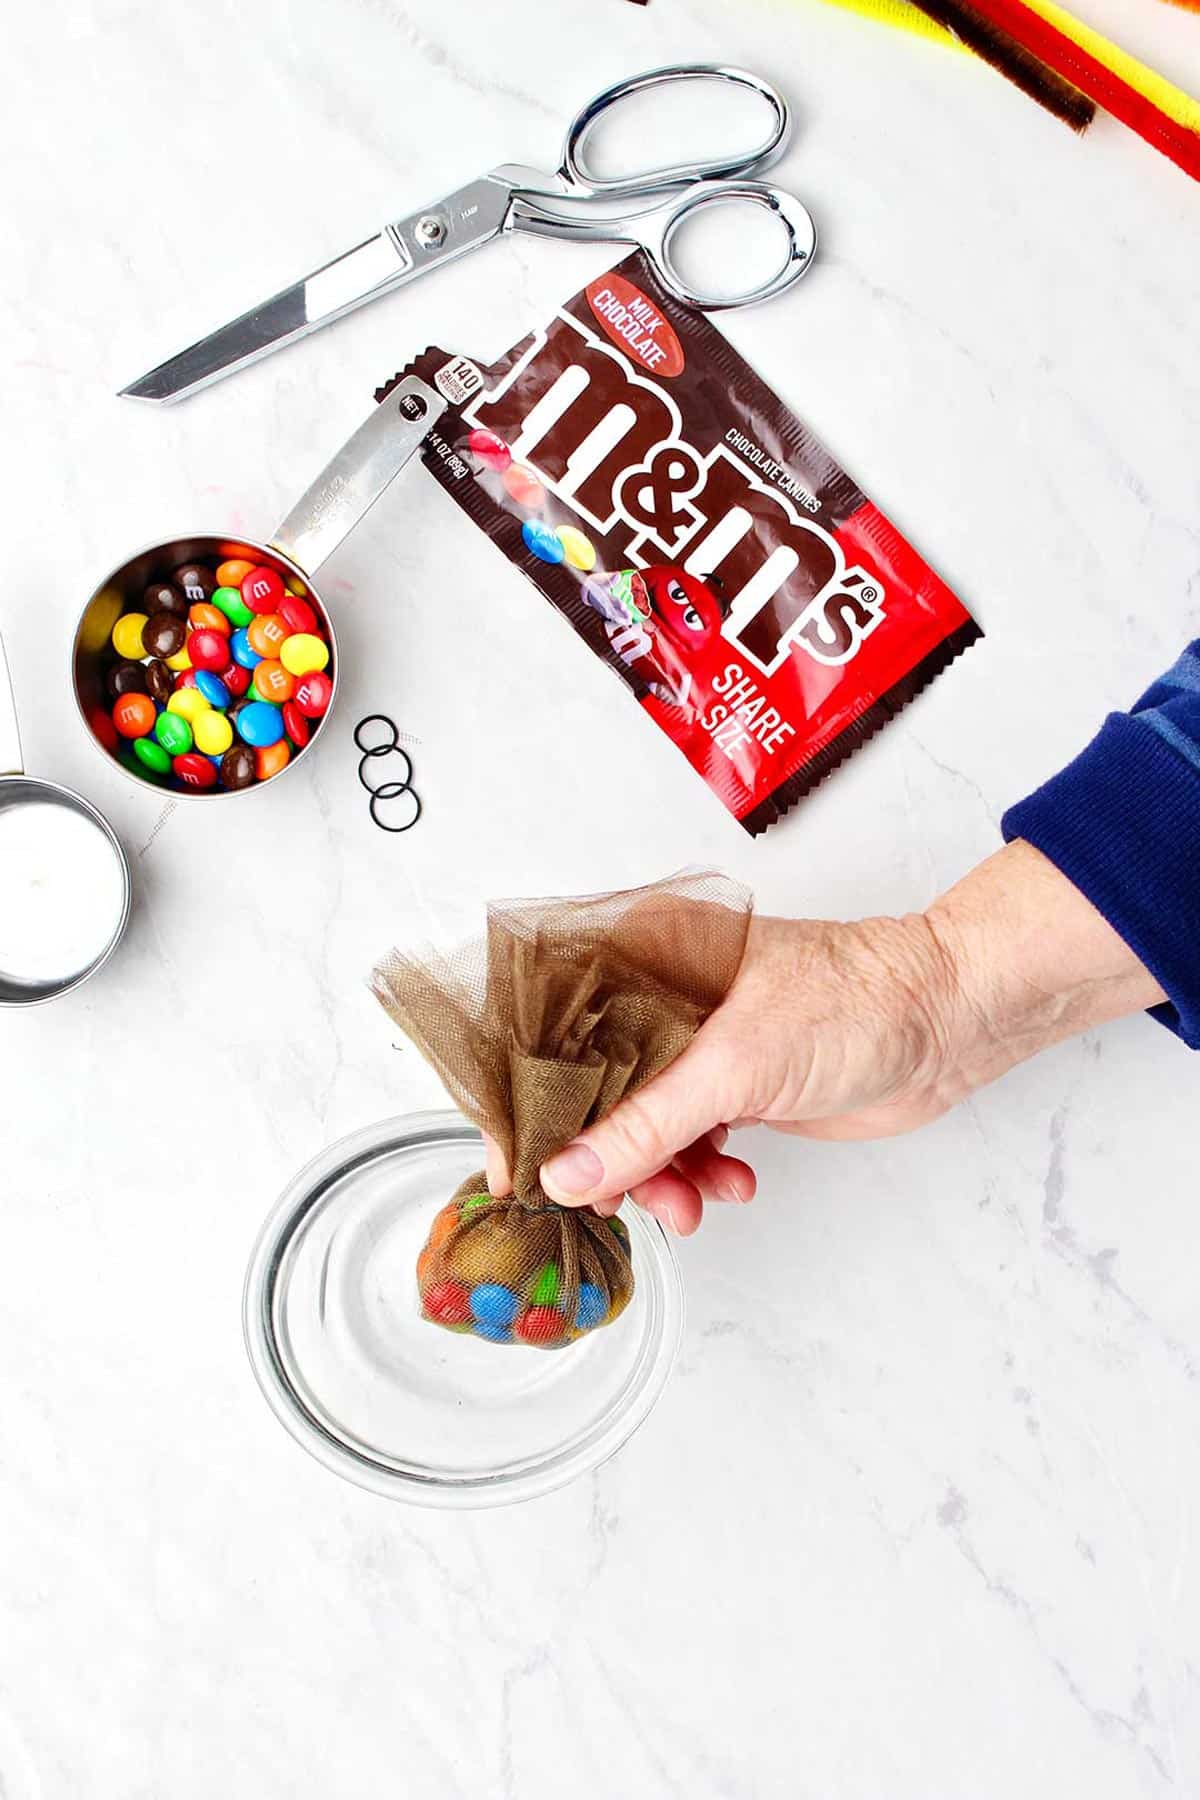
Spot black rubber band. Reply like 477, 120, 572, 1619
369, 781, 423, 833
353, 713, 400, 756
357, 745, 413, 795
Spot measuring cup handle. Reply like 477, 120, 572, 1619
648, 181, 818, 311
0, 634, 24, 777
270, 376, 448, 575
561, 64, 791, 197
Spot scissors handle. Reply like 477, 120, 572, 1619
560, 64, 791, 199
512, 180, 817, 311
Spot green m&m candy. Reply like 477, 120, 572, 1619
212, 585, 254, 628
133, 737, 172, 776
155, 710, 193, 757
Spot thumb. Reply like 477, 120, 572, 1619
540, 1030, 732, 1206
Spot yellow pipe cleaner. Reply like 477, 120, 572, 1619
976, 0, 1200, 132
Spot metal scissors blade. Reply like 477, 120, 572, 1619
119, 175, 514, 404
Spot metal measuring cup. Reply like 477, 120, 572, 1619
0, 636, 132, 1006
71, 375, 444, 798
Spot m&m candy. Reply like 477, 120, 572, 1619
247, 613, 288, 658
255, 739, 290, 780
557, 526, 596, 572
89, 707, 119, 752
193, 710, 233, 756
424, 1280, 473, 1325
93, 554, 333, 792
134, 738, 172, 776
212, 584, 254, 628
195, 670, 231, 709
174, 752, 218, 789
469, 1284, 520, 1330
502, 463, 545, 509
236, 701, 285, 748
230, 627, 261, 669
189, 629, 230, 672
253, 660, 294, 704
174, 563, 214, 602
241, 566, 284, 613
142, 611, 188, 659
279, 593, 318, 636
467, 428, 512, 471
188, 602, 230, 637
215, 557, 255, 589
279, 633, 328, 677
293, 671, 332, 717
155, 711, 193, 757
112, 613, 148, 660
113, 692, 156, 737
522, 520, 565, 565
167, 687, 209, 724
282, 701, 309, 747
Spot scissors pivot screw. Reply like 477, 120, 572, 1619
414, 214, 448, 249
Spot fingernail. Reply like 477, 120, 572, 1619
543, 1141, 604, 1196
645, 1198, 680, 1234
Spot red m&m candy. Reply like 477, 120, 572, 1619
282, 701, 309, 747
221, 662, 252, 698
173, 752, 218, 790
241, 566, 284, 614
293, 671, 332, 718
189, 628, 231, 672
89, 707, 119, 752
279, 593, 319, 636
515, 1306, 567, 1345
424, 1280, 472, 1325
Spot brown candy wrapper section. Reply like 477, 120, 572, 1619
377, 253, 981, 835
369, 872, 752, 1347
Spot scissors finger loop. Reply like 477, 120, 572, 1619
652, 182, 817, 312
562, 64, 791, 199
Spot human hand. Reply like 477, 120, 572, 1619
484, 841, 1163, 1235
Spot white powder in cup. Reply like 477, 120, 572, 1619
0, 799, 126, 986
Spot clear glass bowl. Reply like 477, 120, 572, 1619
243, 1111, 684, 1508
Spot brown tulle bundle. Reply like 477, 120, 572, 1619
369, 872, 752, 1348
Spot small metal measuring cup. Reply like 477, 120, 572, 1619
72, 375, 445, 798
0, 636, 132, 1006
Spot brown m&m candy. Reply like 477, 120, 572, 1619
174, 563, 214, 603
106, 660, 148, 700
143, 610, 188, 659
144, 657, 174, 705
144, 580, 187, 618
219, 743, 257, 790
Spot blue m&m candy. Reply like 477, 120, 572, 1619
236, 701, 285, 748
195, 669, 231, 709
230, 627, 262, 669
575, 1283, 607, 1330
521, 519, 565, 565
470, 1283, 520, 1330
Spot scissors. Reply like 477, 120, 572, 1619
120, 63, 817, 405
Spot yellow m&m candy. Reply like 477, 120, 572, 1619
167, 688, 211, 724
280, 632, 329, 677
193, 710, 234, 756
557, 526, 596, 572
112, 612, 147, 659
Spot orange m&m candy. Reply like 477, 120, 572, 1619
216, 558, 256, 588
188, 602, 231, 636
247, 612, 287, 658
253, 659, 295, 704
255, 739, 291, 781
112, 693, 156, 738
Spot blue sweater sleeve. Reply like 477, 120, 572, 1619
1001, 642, 1200, 1048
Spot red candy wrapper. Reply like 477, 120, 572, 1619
379, 254, 980, 834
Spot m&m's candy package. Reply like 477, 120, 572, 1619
370, 872, 751, 1348
378, 253, 980, 835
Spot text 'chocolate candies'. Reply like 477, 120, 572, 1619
90, 559, 333, 793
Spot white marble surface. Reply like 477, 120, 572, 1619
4, 0, 1200, 1793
